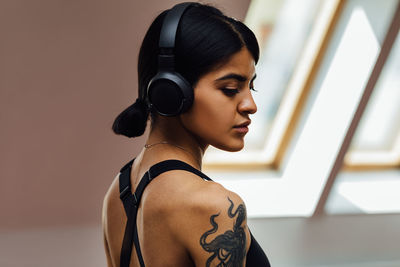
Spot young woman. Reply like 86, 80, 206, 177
102, 2, 270, 267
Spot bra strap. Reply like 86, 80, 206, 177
119, 159, 143, 267
119, 159, 212, 267
119, 158, 134, 214
147, 159, 212, 182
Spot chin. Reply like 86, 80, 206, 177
213, 140, 244, 152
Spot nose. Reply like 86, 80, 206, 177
238, 90, 257, 115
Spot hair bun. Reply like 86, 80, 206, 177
112, 98, 149, 138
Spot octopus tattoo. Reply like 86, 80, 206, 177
200, 197, 246, 267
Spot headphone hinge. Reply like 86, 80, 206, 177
158, 54, 175, 71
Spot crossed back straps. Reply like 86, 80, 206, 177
118, 159, 212, 267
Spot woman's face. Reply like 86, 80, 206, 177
180, 48, 257, 152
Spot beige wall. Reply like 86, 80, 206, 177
0, 0, 251, 229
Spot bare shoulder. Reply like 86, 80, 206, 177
143, 169, 245, 218
146, 170, 250, 267
102, 173, 121, 215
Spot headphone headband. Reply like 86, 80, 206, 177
159, 2, 194, 49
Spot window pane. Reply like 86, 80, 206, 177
349, 29, 400, 152
245, 0, 323, 149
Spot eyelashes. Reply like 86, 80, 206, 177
220, 86, 257, 96
221, 88, 239, 96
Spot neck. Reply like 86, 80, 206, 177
145, 116, 207, 169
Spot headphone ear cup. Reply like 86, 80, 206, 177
147, 71, 193, 116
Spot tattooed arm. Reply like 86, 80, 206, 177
199, 196, 249, 267
169, 182, 251, 267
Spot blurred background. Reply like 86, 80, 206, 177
1, 0, 399, 266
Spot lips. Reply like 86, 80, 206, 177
234, 120, 251, 128
233, 120, 251, 134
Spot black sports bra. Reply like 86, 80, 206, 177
118, 159, 271, 267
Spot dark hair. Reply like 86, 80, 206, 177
112, 3, 259, 138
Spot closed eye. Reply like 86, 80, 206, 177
221, 88, 239, 96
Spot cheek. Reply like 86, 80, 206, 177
181, 91, 234, 139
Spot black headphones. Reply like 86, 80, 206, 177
146, 2, 195, 117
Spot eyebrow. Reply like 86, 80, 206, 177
215, 73, 257, 83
